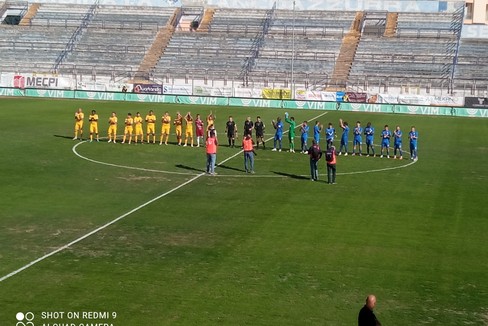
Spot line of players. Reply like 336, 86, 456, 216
73, 108, 216, 147
73, 108, 418, 160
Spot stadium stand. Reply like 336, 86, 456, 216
57, 5, 175, 78
454, 40, 488, 90
348, 11, 460, 91
0, 3, 485, 95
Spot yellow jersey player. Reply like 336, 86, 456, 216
73, 108, 84, 140
159, 111, 171, 145
183, 112, 194, 147
88, 109, 99, 142
145, 110, 157, 144
122, 113, 134, 144
133, 112, 144, 144
207, 111, 215, 135
173, 111, 183, 146
107, 112, 118, 143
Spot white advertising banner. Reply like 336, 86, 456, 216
4, 73, 74, 89
163, 84, 192, 95
234, 88, 262, 98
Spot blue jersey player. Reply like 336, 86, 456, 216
272, 117, 283, 152
364, 122, 375, 157
409, 126, 418, 160
352, 121, 363, 156
380, 125, 392, 158
393, 125, 403, 160
300, 121, 310, 154
325, 122, 335, 150
339, 119, 349, 156
313, 121, 322, 145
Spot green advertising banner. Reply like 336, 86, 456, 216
125, 93, 176, 103
451, 107, 488, 118
228, 98, 282, 108
282, 100, 336, 110
339, 103, 394, 113
394, 105, 453, 116
177, 96, 228, 106
25, 89, 75, 98
75, 91, 125, 101
0, 87, 24, 97
2, 86, 487, 118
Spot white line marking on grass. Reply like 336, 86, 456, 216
1, 111, 329, 283
72, 142, 199, 176
0, 173, 204, 283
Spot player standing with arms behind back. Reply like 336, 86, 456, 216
254, 116, 265, 149
300, 121, 309, 154
73, 108, 84, 140
88, 109, 99, 142
409, 126, 419, 161
338, 119, 349, 155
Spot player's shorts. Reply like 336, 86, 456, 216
256, 131, 264, 137
162, 125, 170, 135
146, 123, 155, 134
288, 134, 295, 141
366, 138, 374, 146
89, 123, 98, 134
75, 122, 83, 131
394, 142, 402, 149
124, 126, 133, 134
175, 126, 182, 136
341, 137, 348, 145
108, 125, 117, 135
134, 126, 143, 136
410, 143, 417, 151
186, 128, 193, 137
196, 128, 204, 137
227, 131, 235, 138
353, 137, 362, 145
382, 140, 390, 147
275, 134, 282, 141
326, 138, 334, 144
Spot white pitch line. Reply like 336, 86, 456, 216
0, 173, 204, 283
0, 111, 330, 283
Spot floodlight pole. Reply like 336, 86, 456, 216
291, 0, 296, 99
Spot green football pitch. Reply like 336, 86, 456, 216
0, 97, 487, 325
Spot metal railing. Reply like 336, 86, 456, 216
52, 0, 99, 73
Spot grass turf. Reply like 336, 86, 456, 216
0, 97, 487, 325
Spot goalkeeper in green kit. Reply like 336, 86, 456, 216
285, 112, 296, 153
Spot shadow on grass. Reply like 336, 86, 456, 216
175, 164, 206, 173
218, 164, 246, 173
272, 171, 310, 180
54, 134, 75, 140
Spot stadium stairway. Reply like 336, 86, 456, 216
384, 12, 398, 37
134, 8, 179, 81
197, 8, 215, 32
327, 11, 363, 91
19, 3, 41, 26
